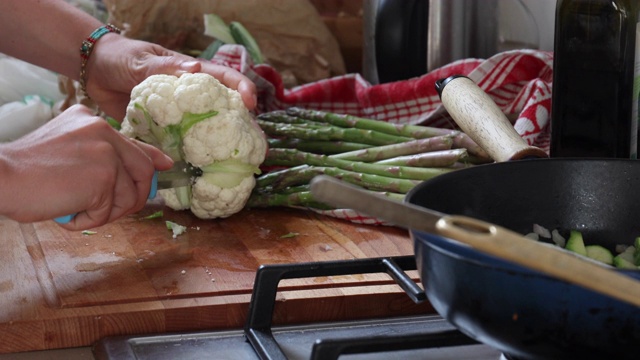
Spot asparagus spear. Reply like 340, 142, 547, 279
264, 148, 454, 180
255, 165, 421, 193
250, 108, 493, 212
258, 136, 458, 192
258, 111, 320, 126
375, 148, 469, 167
283, 107, 489, 158
267, 138, 372, 154
284, 107, 454, 138
270, 134, 456, 161
331, 135, 454, 162
247, 189, 405, 209
257, 120, 413, 146
246, 190, 333, 209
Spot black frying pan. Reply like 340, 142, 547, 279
415, 76, 640, 359
311, 77, 640, 359
407, 158, 640, 359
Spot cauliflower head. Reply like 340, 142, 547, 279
121, 72, 268, 219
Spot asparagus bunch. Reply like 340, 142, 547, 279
247, 108, 489, 211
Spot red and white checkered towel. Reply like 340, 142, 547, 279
211, 45, 555, 225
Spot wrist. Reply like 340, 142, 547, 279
80, 24, 122, 99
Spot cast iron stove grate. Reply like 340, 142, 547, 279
244, 255, 480, 359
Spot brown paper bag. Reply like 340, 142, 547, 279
102, 0, 346, 86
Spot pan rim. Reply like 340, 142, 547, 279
405, 157, 640, 274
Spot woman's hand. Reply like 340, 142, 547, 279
0, 105, 173, 229
84, 35, 257, 121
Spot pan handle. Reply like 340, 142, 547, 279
436, 75, 548, 162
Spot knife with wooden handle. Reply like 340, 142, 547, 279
435, 75, 548, 162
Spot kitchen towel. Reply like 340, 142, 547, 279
211, 45, 555, 224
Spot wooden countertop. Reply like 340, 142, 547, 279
0, 203, 434, 353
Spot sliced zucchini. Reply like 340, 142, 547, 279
565, 230, 587, 256
524, 232, 539, 240
613, 246, 637, 269
585, 245, 614, 265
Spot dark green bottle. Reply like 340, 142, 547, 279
550, 0, 639, 158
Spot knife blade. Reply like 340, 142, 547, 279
54, 161, 200, 224
150, 161, 201, 198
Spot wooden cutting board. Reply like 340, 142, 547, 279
0, 202, 434, 353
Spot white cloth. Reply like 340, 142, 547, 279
0, 54, 65, 141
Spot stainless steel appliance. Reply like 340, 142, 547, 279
362, 0, 542, 84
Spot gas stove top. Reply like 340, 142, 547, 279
94, 256, 504, 360
95, 315, 502, 359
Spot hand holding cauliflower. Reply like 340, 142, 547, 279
121, 72, 268, 219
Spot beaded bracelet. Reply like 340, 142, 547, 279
79, 24, 121, 98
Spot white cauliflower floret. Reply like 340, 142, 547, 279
121, 72, 268, 219
123, 74, 183, 130
190, 175, 256, 219
183, 109, 266, 167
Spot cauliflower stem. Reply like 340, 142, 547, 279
200, 159, 262, 188
132, 102, 219, 161
131, 103, 221, 208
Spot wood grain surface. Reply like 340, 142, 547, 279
0, 202, 433, 353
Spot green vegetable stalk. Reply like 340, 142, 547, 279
247, 190, 333, 209
267, 138, 372, 154
249, 108, 491, 214
264, 148, 454, 181
247, 189, 405, 209
257, 120, 413, 146
255, 165, 421, 193
331, 135, 455, 162
284, 107, 489, 158
374, 148, 469, 167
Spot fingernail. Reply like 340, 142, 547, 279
178, 61, 200, 75
158, 153, 173, 168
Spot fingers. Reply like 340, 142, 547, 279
200, 62, 258, 110
111, 137, 173, 216
237, 78, 258, 110
110, 138, 156, 218
184, 57, 259, 111
182, 60, 258, 110
60, 161, 129, 230
54, 110, 173, 230
133, 139, 174, 171
97, 130, 171, 221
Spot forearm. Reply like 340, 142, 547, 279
0, 0, 258, 115
0, 0, 103, 80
